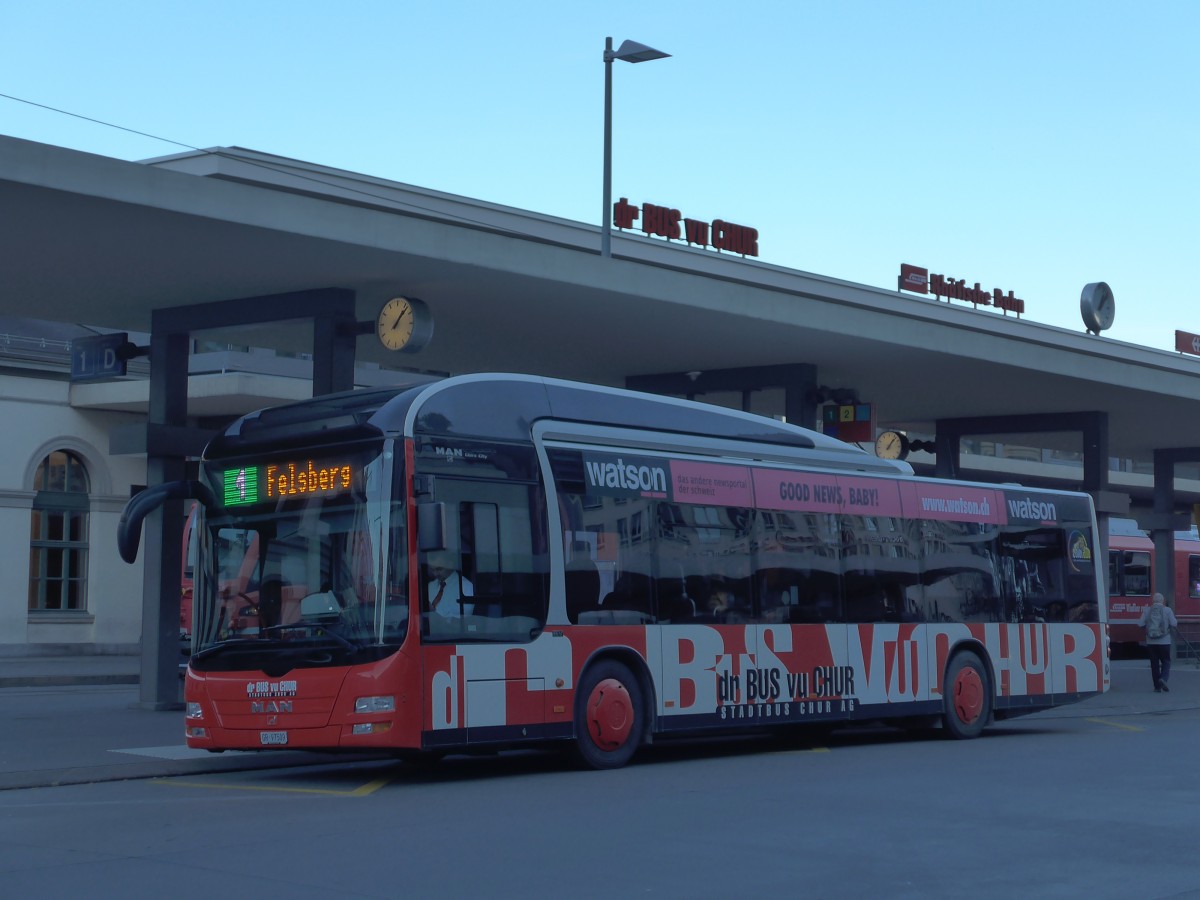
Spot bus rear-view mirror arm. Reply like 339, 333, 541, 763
417, 501, 447, 553
117, 480, 215, 564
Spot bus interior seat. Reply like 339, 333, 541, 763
602, 571, 653, 616
578, 608, 654, 626
500, 593, 544, 621
656, 577, 696, 622
789, 583, 839, 623
565, 557, 601, 623
684, 575, 710, 607
758, 574, 801, 622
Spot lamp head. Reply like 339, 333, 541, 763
606, 39, 670, 63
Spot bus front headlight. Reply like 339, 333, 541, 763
354, 695, 396, 714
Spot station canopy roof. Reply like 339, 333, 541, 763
4, 133, 1200, 494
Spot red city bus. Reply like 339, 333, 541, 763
1107, 517, 1200, 651
121, 374, 1108, 768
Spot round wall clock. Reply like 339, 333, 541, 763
875, 430, 910, 460
376, 296, 433, 352
1080, 282, 1115, 335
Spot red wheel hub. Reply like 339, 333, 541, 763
586, 678, 633, 750
953, 667, 984, 724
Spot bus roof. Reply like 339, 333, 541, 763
207, 373, 910, 474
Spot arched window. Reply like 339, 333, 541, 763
29, 450, 90, 612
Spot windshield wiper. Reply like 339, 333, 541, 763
191, 638, 267, 663
263, 623, 360, 652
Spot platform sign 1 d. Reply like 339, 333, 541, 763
821, 402, 874, 444
70, 332, 130, 381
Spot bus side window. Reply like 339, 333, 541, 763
754, 511, 842, 623
468, 501, 499, 602
564, 552, 601, 623
655, 569, 694, 622
923, 520, 1001, 624
839, 515, 921, 624
421, 482, 550, 633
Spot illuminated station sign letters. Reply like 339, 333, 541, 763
898, 263, 1025, 316
612, 197, 759, 257
222, 459, 355, 506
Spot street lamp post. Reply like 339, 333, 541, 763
602, 37, 670, 258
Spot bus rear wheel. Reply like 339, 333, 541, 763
942, 650, 991, 739
573, 660, 643, 769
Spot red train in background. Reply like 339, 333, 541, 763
1108, 517, 1200, 653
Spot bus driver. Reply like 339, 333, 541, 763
427, 550, 474, 618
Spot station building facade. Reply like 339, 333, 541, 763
0, 324, 145, 653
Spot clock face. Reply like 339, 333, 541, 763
875, 430, 908, 460
376, 297, 432, 352
1080, 282, 1115, 334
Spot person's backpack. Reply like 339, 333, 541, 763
1147, 604, 1168, 639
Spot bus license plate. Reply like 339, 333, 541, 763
259, 731, 288, 746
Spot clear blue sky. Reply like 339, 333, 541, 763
3, 1, 1196, 350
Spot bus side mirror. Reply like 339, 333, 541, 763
417, 502, 447, 552
118, 480, 214, 564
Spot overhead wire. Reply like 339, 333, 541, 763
0, 91, 559, 238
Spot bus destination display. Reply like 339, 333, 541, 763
222, 458, 355, 507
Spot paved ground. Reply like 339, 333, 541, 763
0, 652, 390, 790
0, 653, 1195, 791
0, 652, 142, 689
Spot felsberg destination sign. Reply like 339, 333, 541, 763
222, 458, 357, 507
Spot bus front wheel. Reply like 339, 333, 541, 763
573, 660, 643, 769
942, 650, 991, 739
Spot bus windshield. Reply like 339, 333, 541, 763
191, 444, 405, 666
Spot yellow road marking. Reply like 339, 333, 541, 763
1086, 717, 1143, 732
347, 777, 393, 796
154, 775, 394, 796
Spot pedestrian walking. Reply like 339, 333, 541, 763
1138, 592, 1178, 692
